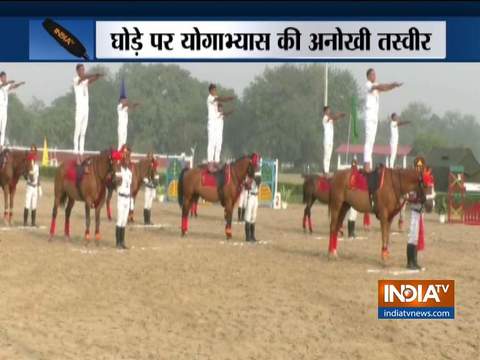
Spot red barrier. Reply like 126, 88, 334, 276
464, 203, 480, 225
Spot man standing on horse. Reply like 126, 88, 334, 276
24, 145, 41, 227
363, 68, 402, 172
388, 112, 410, 168
0, 71, 25, 149
117, 80, 140, 150
206, 83, 234, 172
73, 64, 103, 162
115, 146, 133, 249
322, 105, 346, 176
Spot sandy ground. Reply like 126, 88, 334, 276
0, 180, 478, 360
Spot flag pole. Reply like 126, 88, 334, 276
346, 112, 351, 165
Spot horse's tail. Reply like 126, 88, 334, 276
177, 167, 188, 208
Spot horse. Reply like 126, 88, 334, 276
0, 149, 34, 225
177, 153, 260, 238
105, 155, 158, 222
302, 174, 331, 233
327, 166, 434, 263
49, 149, 122, 244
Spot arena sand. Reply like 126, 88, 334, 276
0, 181, 478, 359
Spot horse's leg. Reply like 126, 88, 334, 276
225, 200, 233, 240
94, 205, 102, 246
380, 216, 393, 264
84, 203, 91, 245
2, 186, 8, 225
106, 188, 113, 221
8, 185, 15, 225
181, 197, 192, 236
64, 197, 75, 241
328, 202, 349, 258
307, 198, 315, 234
49, 194, 62, 241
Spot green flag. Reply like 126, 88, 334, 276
351, 96, 359, 144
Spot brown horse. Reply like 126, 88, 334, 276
0, 149, 34, 225
105, 155, 158, 222
177, 153, 260, 238
49, 149, 122, 244
328, 166, 434, 262
302, 174, 331, 233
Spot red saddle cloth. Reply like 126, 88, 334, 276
316, 176, 331, 193
349, 167, 368, 191
201, 165, 231, 188
65, 160, 78, 183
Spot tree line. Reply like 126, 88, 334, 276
6, 63, 480, 168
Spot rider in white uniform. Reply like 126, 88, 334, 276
363, 68, 402, 172
115, 148, 132, 250
322, 106, 346, 176
388, 112, 410, 168
0, 71, 25, 148
143, 153, 159, 225
206, 84, 234, 172
24, 145, 41, 227
73, 64, 103, 160
245, 161, 262, 242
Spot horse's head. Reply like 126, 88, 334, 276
144, 152, 159, 182
109, 149, 123, 176
247, 152, 261, 178
415, 167, 436, 213
22, 150, 36, 180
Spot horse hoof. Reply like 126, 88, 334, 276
181, 231, 187, 237
381, 249, 390, 263
64, 236, 71, 242
48, 236, 53, 242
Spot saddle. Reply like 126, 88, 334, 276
65, 159, 92, 199
0, 149, 10, 170
349, 165, 385, 214
316, 175, 331, 193
201, 164, 231, 206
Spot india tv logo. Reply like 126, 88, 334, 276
378, 280, 455, 319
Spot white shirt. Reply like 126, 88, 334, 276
322, 114, 334, 145
117, 166, 132, 196
207, 94, 220, 123
390, 120, 399, 144
0, 83, 11, 108
73, 76, 89, 109
28, 163, 40, 186
117, 103, 129, 127
365, 81, 379, 116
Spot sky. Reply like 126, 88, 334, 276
1, 62, 479, 121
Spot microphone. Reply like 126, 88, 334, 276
42, 18, 89, 60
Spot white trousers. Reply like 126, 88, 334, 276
348, 208, 357, 221
0, 107, 7, 147
238, 188, 248, 209
118, 121, 128, 150
117, 195, 130, 227
144, 187, 156, 210
408, 210, 422, 245
323, 142, 333, 173
364, 115, 378, 166
74, 107, 89, 155
245, 194, 258, 223
25, 185, 39, 210
207, 122, 223, 163
389, 140, 398, 168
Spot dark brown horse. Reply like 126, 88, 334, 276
302, 174, 331, 233
177, 153, 260, 238
328, 166, 434, 263
49, 149, 122, 244
0, 149, 34, 225
105, 155, 158, 222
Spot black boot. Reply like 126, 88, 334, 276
23, 208, 28, 226
31, 210, 36, 227
144, 209, 149, 225
412, 245, 422, 270
115, 226, 121, 248
250, 223, 257, 242
245, 221, 251, 241
120, 227, 128, 250
347, 220, 356, 239
241, 208, 245, 222
147, 209, 153, 224
406, 243, 416, 269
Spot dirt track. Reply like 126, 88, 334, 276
0, 181, 478, 359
